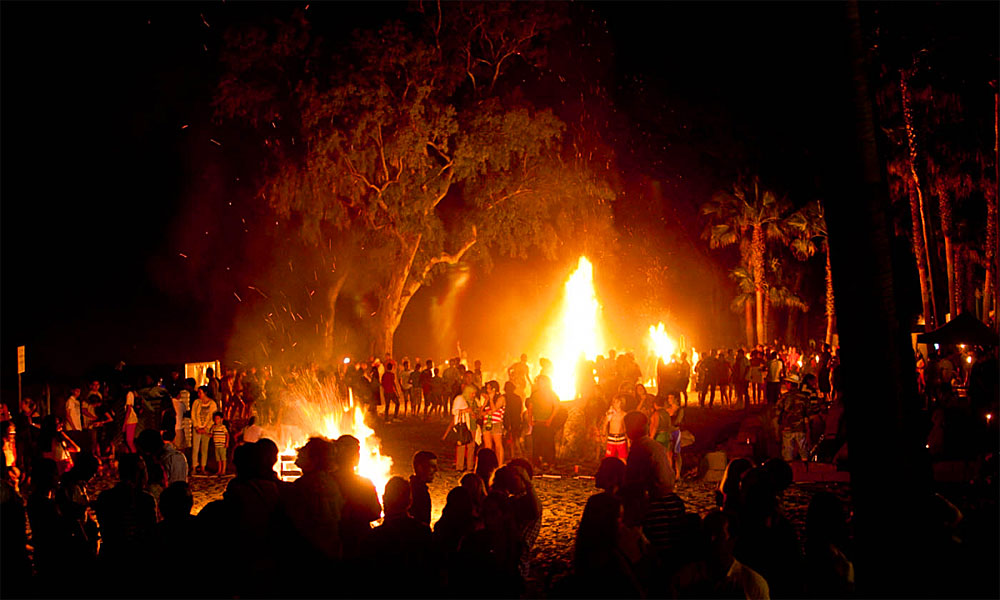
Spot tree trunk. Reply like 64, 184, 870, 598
745, 298, 755, 348
937, 189, 958, 317
906, 183, 936, 330
751, 224, 766, 344
986, 88, 999, 330
901, 70, 938, 328
785, 308, 797, 346
953, 243, 965, 315
825, 246, 836, 345
763, 290, 770, 345
823, 3, 928, 595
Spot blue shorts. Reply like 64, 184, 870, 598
670, 430, 682, 453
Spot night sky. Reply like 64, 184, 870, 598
2, 2, 994, 389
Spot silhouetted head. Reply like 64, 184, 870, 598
136, 429, 164, 455
383, 476, 411, 516
335, 435, 361, 471
624, 411, 648, 441
412, 450, 437, 483
508, 458, 533, 480
117, 454, 148, 489
574, 492, 624, 572
295, 437, 336, 474
460, 473, 486, 511
233, 443, 258, 479
475, 448, 499, 488
595, 456, 626, 494
718, 458, 754, 509
255, 438, 279, 476
159, 481, 194, 521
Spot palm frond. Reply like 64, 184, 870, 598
730, 293, 753, 314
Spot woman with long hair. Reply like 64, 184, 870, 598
482, 380, 505, 465
39, 415, 79, 475
122, 392, 139, 453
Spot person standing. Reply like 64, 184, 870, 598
502, 381, 524, 459
63, 388, 84, 448
409, 450, 437, 526
399, 360, 414, 418
777, 375, 810, 462
750, 347, 765, 405
733, 348, 750, 410
444, 385, 476, 472
420, 360, 435, 419
766, 352, 784, 405
483, 381, 506, 465
603, 395, 629, 463
190, 388, 218, 475
209, 412, 229, 476
508, 354, 531, 405
205, 367, 220, 402
677, 352, 691, 407
527, 374, 559, 469
381, 361, 402, 423
123, 392, 139, 453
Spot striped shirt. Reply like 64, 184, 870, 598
641, 493, 687, 562
210, 424, 228, 447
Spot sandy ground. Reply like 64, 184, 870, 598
87, 413, 850, 595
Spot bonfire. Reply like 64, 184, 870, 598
261, 375, 392, 501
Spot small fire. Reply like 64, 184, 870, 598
648, 323, 677, 362
542, 257, 605, 400
265, 377, 392, 503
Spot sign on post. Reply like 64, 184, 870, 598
17, 346, 25, 374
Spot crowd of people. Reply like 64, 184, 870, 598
1, 335, 995, 599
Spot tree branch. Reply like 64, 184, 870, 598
423, 226, 477, 274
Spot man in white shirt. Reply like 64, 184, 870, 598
399, 360, 414, 418
63, 387, 86, 452
64, 388, 82, 432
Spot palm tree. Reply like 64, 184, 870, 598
788, 200, 836, 344
730, 263, 808, 346
728, 266, 756, 346
703, 176, 790, 345
899, 65, 940, 327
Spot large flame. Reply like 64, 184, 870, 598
648, 322, 677, 362
265, 377, 392, 504
542, 257, 604, 400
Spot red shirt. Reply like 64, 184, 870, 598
381, 372, 398, 396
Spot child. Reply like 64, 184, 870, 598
603, 394, 628, 463
666, 395, 685, 481
209, 411, 228, 477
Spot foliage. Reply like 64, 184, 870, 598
213, 5, 614, 354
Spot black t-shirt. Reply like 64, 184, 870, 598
408, 476, 431, 525
503, 392, 523, 432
